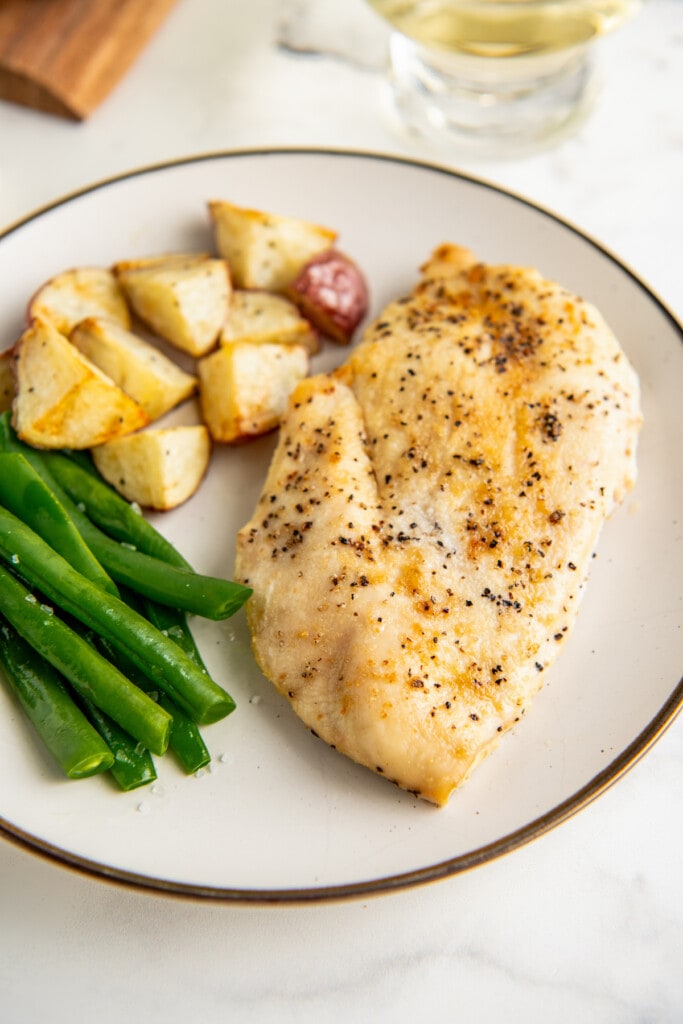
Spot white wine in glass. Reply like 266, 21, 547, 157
367, 0, 643, 153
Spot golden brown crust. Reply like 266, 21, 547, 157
235, 246, 642, 805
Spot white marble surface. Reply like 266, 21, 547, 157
0, 0, 681, 1020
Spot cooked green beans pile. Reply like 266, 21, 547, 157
0, 412, 251, 790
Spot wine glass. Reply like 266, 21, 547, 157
365, 0, 644, 156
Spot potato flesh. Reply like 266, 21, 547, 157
209, 201, 336, 291
12, 318, 149, 449
70, 317, 197, 421
221, 290, 319, 354
114, 255, 230, 357
10, 203, 357, 499
91, 426, 211, 510
198, 342, 309, 443
28, 267, 130, 335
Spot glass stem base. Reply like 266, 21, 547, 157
387, 32, 598, 157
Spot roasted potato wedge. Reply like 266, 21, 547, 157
221, 290, 319, 354
91, 425, 211, 510
198, 341, 309, 443
27, 266, 130, 335
208, 200, 336, 292
70, 317, 197, 421
285, 249, 369, 344
12, 318, 149, 449
113, 253, 230, 357
0, 348, 14, 414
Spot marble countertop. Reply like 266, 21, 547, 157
0, 0, 681, 1020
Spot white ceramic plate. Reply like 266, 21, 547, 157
0, 149, 681, 902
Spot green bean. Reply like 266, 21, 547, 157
94, 623, 211, 776
122, 671, 210, 775
0, 616, 115, 779
0, 431, 215, 702
0, 421, 251, 619
54, 451, 215, 668
0, 453, 118, 595
73, 626, 158, 790
143, 599, 209, 671
0, 417, 250, 618
0, 411, 40, 458
61, 448, 99, 477
160, 693, 211, 774
80, 698, 157, 791
78, 524, 249, 620
120, 582, 210, 679
44, 446, 192, 567
0, 507, 235, 724
0, 563, 171, 755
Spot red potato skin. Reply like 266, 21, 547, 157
285, 250, 369, 344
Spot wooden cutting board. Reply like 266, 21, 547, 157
0, 0, 178, 120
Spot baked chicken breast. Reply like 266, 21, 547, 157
235, 245, 642, 805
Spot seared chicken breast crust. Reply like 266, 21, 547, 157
235, 245, 642, 805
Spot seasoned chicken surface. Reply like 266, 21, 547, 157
235, 245, 642, 805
